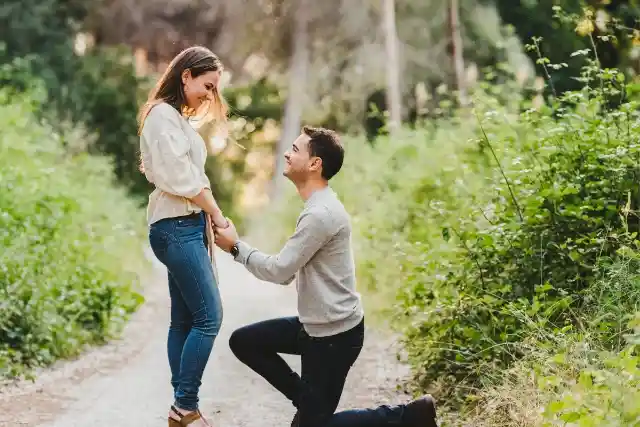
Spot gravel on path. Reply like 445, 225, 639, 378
0, 247, 412, 427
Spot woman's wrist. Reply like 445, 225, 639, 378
211, 212, 229, 228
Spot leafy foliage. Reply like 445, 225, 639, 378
257, 27, 640, 424
442, 310, 640, 427
483, 0, 640, 98
366, 58, 640, 406
0, 91, 147, 379
0, 0, 153, 198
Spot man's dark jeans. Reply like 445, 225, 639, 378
229, 316, 411, 427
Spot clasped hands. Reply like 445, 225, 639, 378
210, 215, 239, 253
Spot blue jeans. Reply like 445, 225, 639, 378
149, 212, 223, 411
229, 317, 411, 427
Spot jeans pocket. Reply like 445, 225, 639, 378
149, 227, 169, 263
174, 220, 205, 243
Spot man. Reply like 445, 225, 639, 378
214, 126, 438, 427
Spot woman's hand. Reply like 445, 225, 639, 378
213, 218, 239, 253
211, 212, 229, 229
190, 188, 229, 228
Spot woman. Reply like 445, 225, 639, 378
138, 46, 229, 427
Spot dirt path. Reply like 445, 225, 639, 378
0, 246, 412, 427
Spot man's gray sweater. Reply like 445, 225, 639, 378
234, 186, 364, 337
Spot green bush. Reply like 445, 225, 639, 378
391, 61, 640, 400
444, 309, 640, 427
0, 0, 152, 199
538, 324, 640, 427
255, 54, 640, 417
0, 90, 147, 379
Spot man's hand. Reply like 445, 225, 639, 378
214, 217, 239, 252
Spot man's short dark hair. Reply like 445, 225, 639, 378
303, 125, 344, 180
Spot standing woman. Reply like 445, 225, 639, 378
138, 46, 229, 427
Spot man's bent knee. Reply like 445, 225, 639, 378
228, 327, 251, 356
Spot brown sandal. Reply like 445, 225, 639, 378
168, 405, 208, 426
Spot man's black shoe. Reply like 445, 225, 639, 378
403, 394, 438, 427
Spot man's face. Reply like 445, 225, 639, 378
283, 133, 319, 182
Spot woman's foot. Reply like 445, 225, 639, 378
169, 405, 212, 426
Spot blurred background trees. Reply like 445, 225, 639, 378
4, 0, 638, 222
0, 2, 550, 214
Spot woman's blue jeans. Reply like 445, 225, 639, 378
149, 211, 223, 411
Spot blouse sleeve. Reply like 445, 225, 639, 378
142, 104, 204, 199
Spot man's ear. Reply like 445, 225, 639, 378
309, 157, 323, 173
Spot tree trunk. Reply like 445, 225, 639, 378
383, 0, 402, 133
271, 0, 310, 200
448, 0, 467, 105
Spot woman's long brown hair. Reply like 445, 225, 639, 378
138, 46, 227, 134
137, 46, 228, 172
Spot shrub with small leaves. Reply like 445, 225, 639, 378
0, 90, 147, 379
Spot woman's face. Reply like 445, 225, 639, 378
182, 69, 221, 111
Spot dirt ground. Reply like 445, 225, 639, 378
0, 246, 413, 427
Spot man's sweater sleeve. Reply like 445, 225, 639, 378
234, 208, 334, 284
